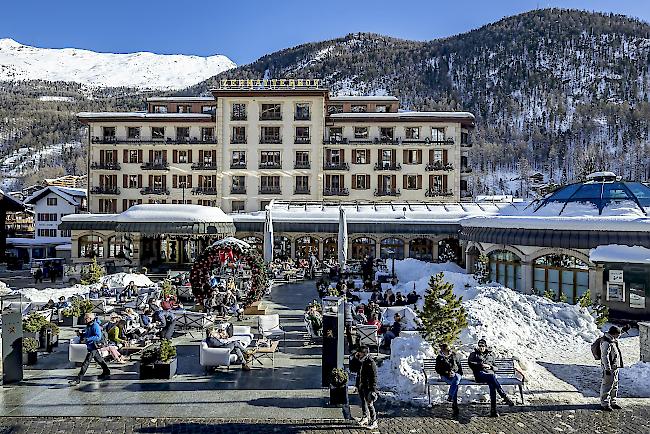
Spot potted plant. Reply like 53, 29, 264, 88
329, 367, 349, 406
22, 337, 39, 365
139, 339, 177, 379
41, 321, 60, 351
23, 312, 49, 344
61, 299, 94, 327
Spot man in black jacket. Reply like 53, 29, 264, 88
435, 343, 463, 416
468, 338, 514, 417
354, 346, 378, 429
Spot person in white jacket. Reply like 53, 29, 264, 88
600, 325, 623, 411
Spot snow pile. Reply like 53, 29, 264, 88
101, 272, 155, 288
0, 280, 11, 295
16, 285, 89, 303
620, 362, 650, 397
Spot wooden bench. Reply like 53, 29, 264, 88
422, 358, 524, 405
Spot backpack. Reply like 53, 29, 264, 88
591, 336, 604, 360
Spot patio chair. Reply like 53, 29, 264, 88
125, 292, 149, 310
356, 324, 381, 355
199, 341, 238, 371
258, 314, 286, 349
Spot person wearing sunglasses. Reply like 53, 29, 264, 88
468, 338, 515, 417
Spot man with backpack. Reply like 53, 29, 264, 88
69, 313, 110, 385
593, 325, 624, 411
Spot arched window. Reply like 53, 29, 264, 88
409, 238, 434, 261
295, 236, 319, 259
533, 254, 589, 303
488, 250, 522, 291
322, 237, 337, 260
438, 238, 461, 263
79, 235, 104, 258
108, 235, 130, 258
351, 237, 376, 260
241, 236, 263, 253
274, 236, 291, 260
380, 238, 405, 260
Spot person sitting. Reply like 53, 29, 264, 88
55, 296, 70, 309
205, 327, 251, 370
365, 314, 381, 332
44, 299, 56, 309
125, 281, 138, 299
88, 286, 100, 299
435, 343, 463, 416
377, 292, 389, 307
381, 313, 403, 349
354, 305, 368, 324
152, 304, 176, 339
100, 283, 112, 298
107, 320, 127, 347
384, 289, 396, 306
468, 338, 515, 417
406, 290, 420, 306
305, 305, 323, 336
394, 292, 407, 306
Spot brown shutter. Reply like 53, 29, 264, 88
429, 175, 434, 189
199, 150, 204, 162
173, 150, 178, 163
198, 175, 204, 187
417, 175, 422, 189
402, 150, 408, 164
138, 150, 143, 163
173, 175, 178, 188
377, 149, 382, 161
417, 150, 422, 163
123, 149, 128, 163
113, 150, 118, 162
443, 149, 448, 165
123, 199, 127, 211
391, 151, 396, 164
403, 175, 407, 189
162, 176, 167, 188
148, 150, 153, 161
377, 175, 381, 189
212, 150, 217, 162
365, 175, 370, 189
443, 175, 448, 191
137, 174, 142, 188
340, 149, 345, 162
149, 175, 153, 186
163, 150, 168, 162
99, 150, 105, 164
392, 175, 397, 189
351, 175, 357, 190
187, 175, 192, 188
187, 149, 193, 163
429, 149, 434, 163
122, 174, 128, 188
352, 150, 357, 162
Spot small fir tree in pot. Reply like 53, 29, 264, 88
417, 272, 468, 347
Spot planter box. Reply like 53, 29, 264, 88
22, 351, 38, 366
60, 316, 79, 327
243, 300, 267, 315
39, 329, 58, 352
329, 385, 349, 406
139, 358, 177, 380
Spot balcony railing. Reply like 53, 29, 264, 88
140, 187, 170, 195
323, 138, 349, 144
230, 186, 246, 195
294, 137, 311, 144
192, 187, 218, 195
425, 162, 454, 172
231, 137, 247, 144
401, 138, 455, 146
294, 162, 311, 169
374, 188, 401, 197
460, 142, 473, 148
461, 190, 473, 198
260, 114, 282, 121
191, 162, 218, 170
323, 188, 350, 196
90, 162, 121, 171
231, 114, 247, 121
141, 161, 169, 170
294, 187, 311, 195
374, 162, 402, 171
323, 162, 350, 171
230, 162, 247, 169
91, 186, 120, 195
425, 189, 454, 197
461, 167, 473, 173
294, 114, 311, 121
259, 162, 282, 169
92, 136, 218, 144
259, 186, 281, 194
260, 137, 282, 144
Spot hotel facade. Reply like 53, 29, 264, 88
78, 79, 475, 214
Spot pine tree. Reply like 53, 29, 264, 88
81, 258, 105, 285
474, 254, 490, 284
417, 272, 468, 347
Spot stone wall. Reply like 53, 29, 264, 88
640, 322, 650, 363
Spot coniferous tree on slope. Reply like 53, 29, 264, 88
417, 272, 468, 347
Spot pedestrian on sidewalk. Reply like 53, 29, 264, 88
599, 325, 624, 411
354, 346, 378, 429
468, 338, 514, 417
69, 313, 110, 385
435, 342, 463, 416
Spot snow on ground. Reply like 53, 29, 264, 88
14, 285, 89, 303
376, 259, 647, 405
100, 272, 155, 288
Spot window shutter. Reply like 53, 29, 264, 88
148, 150, 153, 161
137, 174, 142, 188
365, 175, 370, 189
199, 150, 204, 161
99, 150, 105, 164
212, 150, 217, 162
122, 199, 127, 212
187, 175, 192, 188
352, 150, 356, 161
162, 176, 167, 188
199, 175, 204, 187
403, 175, 407, 189
173, 175, 178, 188
351, 175, 357, 190
391, 151, 396, 164
340, 149, 345, 163
187, 149, 192, 163
138, 150, 143, 163
417, 150, 422, 163
123, 150, 128, 162
377, 149, 382, 161
113, 150, 118, 162
429, 149, 434, 163
163, 150, 168, 161
443, 149, 448, 165
403, 150, 408, 164
443, 175, 448, 191
123, 174, 128, 188
149, 175, 153, 186
391, 175, 397, 189
417, 175, 422, 189
173, 150, 178, 163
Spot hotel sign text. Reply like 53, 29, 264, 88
218, 78, 323, 89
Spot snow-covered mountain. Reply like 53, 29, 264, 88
0, 38, 236, 90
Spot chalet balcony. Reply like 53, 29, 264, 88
230, 162, 247, 169
374, 188, 400, 197
192, 187, 218, 195
259, 162, 282, 169
294, 137, 311, 144
259, 186, 281, 194
294, 162, 311, 169
425, 162, 454, 172
323, 188, 350, 197
323, 162, 350, 171
260, 137, 282, 144
91, 186, 120, 195
294, 187, 311, 195
191, 162, 218, 170
141, 161, 169, 170
230, 186, 246, 194
90, 162, 121, 171
374, 162, 402, 171
425, 189, 454, 197
140, 187, 170, 195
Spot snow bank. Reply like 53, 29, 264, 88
101, 272, 155, 288
16, 285, 89, 303
619, 362, 650, 397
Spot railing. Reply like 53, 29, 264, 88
260, 114, 282, 121
294, 114, 311, 121
140, 187, 170, 195
141, 161, 169, 170
461, 167, 473, 173
90, 162, 121, 170
323, 162, 350, 171
425, 189, 454, 197
230, 187, 246, 194
374, 188, 401, 197
425, 162, 454, 172
323, 188, 350, 196
91, 186, 120, 195
231, 114, 247, 121
231, 137, 247, 144
191, 162, 218, 170
260, 137, 282, 144
461, 190, 473, 198
92, 136, 218, 144
259, 186, 281, 194
259, 162, 282, 169
374, 162, 402, 171
294, 137, 311, 144
230, 162, 247, 169
460, 142, 472, 148
294, 187, 311, 195
323, 138, 349, 144
192, 187, 218, 195
294, 162, 311, 169
401, 138, 455, 145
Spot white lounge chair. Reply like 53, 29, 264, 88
258, 314, 286, 349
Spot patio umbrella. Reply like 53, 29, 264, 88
338, 206, 348, 266
263, 204, 274, 263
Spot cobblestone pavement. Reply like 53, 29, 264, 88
0, 402, 648, 434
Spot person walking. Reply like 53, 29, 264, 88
468, 338, 514, 417
33, 266, 43, 284
355, 346, 378, 429
69, 313, 110, 385
600, 325, 624, 411
435, 342, 463, 416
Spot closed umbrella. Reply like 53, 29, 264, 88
338, 206, 348, 266
263, 204, 274, 263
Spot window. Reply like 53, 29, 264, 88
176, 127, 190, 141
201, 105, 216, 114
432, 149, 444, 163
46, 197, 57, 206
79, 235, 104, 258
295, 236, 319, 259
260, 103, 282, 120
409, 238, 434, 261
201, 127, 215, 141
295, 127, 310, 144
404, 149, 422, 164
328, 127, 343, 142
404, 174, 421, 190
431, 127, 445, 142
533, 254, 589, 303
295, 176, 309, 193
327, 104, 343, 115
260, 151, 281, 168
60, 229, 71, 237
177, 104, 192, 113
232, 126, 246, 144
152, 150, 165, 164
327, 149, 342, 164
201, 151, 214, 164
380, 127, 394, 141
231, 151, 246, 168
152, 175, 164, 189
380, 238, 405, 260
176, 175, 189, 188
375, 105, 388, 113
405, 127, 420, 140
127, 127, 140, 139
295, 103, 310, 120
351, 237, 376, 259
108, 235, 129, 258
295, 151, 310, 168
353, 149, 369, 164
461, 131, 469, 145
351, 104, 367, 113
128, 150, 140, 163
380, 149, 395, 165
102, 126, 116, 138
488, 250, 522, 292
128, 175, 140, 188
261, 126, 281, 143
355, 174, 370, 190
98, 199, 117, 213
152, 105, 167, 114
354, 127, 368, 139
37, 213, 58, 221
231, 103, 247, 120
37, 229, 57, 237
178, 150, 188, 164
232, 201, 245, 213
231, 176, 245, 193
152, 127, 165, 139
260, 176, 281, 193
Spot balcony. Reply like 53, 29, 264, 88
91, 186, 120, 195
91, 136, 218, 145
192, 187, 218, 195
90, 162, 121, 171
425, 162, 454, 172
374, 188, 401, 197
191, 162, 218, 170
323, 162, 350, 171
259, 162, 282, 169
231, 114, 247, 121
259, 186, 281, 194
460, 167, 473, 173
140, 187, 170, 195
294, 162, 311, 169
401, 138, 455, 146
230, 162, 247, 169
230, 186, 246, 195
323, 188, 350, 197
425, 189, 454, 198
91, 136, 118, 144
294, 113, 311, 121
294, 187, 311, 195
231, 137, 247, 144
260, 137, 282, 144
141, 161, 169, 170
323, 138, 349, 144
294, 137, 311, 144
461, 190, 473, 198
374, 162, 402, 171
260, 114, 282, 121
460, 142, 473, 148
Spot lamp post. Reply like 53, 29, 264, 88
170, 166, 188, 203
387, 248, 396, 279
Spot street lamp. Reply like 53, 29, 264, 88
386, 248, 396, 279
170, 166, 188, 203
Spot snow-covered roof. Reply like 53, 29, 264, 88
55, 243, 72, 251
0, 188, 25, 211
24, 186, 86, 206
6, 237, 70, 246
328, 95, 399, 102
590, 244, 650, 264
117, 204, 232, 224
586, 171, 618, 181
329, 111, 475, 121
77, 112, 213, 120
147, 96, 215, 102
463, 215, 650, 232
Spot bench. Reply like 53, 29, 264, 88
422, 358, 524, 406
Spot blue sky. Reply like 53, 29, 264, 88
1, 0, 649, 65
